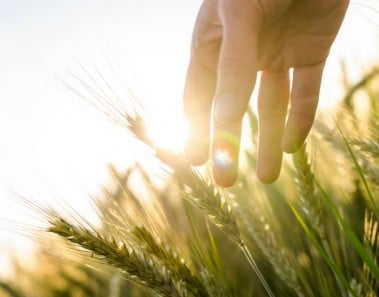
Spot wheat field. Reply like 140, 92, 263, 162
0, 65, 378, 297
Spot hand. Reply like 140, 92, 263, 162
183, 0, 349, 186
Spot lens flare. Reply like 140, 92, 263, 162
212, 131, 239, 170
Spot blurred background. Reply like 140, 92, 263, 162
0, 0, 378, 277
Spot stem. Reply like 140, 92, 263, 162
322, 238, 348, 297
239, 241, 275, 297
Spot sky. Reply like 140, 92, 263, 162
0, 0, 201, 273
0, 0, 378, 275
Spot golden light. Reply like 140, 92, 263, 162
147, 110, 189, 153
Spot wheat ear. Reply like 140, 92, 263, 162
292, 144, 323, 237
48, 216, 193, 297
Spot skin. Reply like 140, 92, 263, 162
183, 0, 349, 187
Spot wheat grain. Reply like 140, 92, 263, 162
292, 144, 323, 237
47, 215, 193, 297
132, 225, 209, 297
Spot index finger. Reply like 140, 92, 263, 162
211, 2, 260, 187
183, 1, 221, 165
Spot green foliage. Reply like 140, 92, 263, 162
1, 67, 379, 297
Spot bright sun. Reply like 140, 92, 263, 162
147, 109, 189, 153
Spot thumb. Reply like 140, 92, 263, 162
211, 2, 260, 187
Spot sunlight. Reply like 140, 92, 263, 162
147, 111, 189, 153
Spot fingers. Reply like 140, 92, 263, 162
211, 2, 260, 187
282, 63, 325, 153
183, 2, 221, 165
257, 70, 290, 183
184, 56, 217, 165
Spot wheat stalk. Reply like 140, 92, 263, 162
127, 116, 277, 296
350, 139, 379, 160
0, 282, 23, 297
292, 144, 323, 237
361, 210, 379, 296
292, 143, 355, 297
47, 215, 194, 297
236, 202, 303, 296
131, 225, 210, 297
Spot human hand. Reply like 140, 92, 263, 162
183, 0, 349, 186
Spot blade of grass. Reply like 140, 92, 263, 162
239, 242, 275, 297
315, 180, 379, 280
288, 203, 357, 297
335, 121, 379, 219
0, 282, 23, 297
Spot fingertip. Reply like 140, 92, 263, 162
283, 64, 324, 153
256, 144, 283, 183
213, 171, 238, 188
256, 70, 289, 184
282, 142, 301, 154
256, 168, 280, 184
281, 117, 313, 153
281, 137, 301, 154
